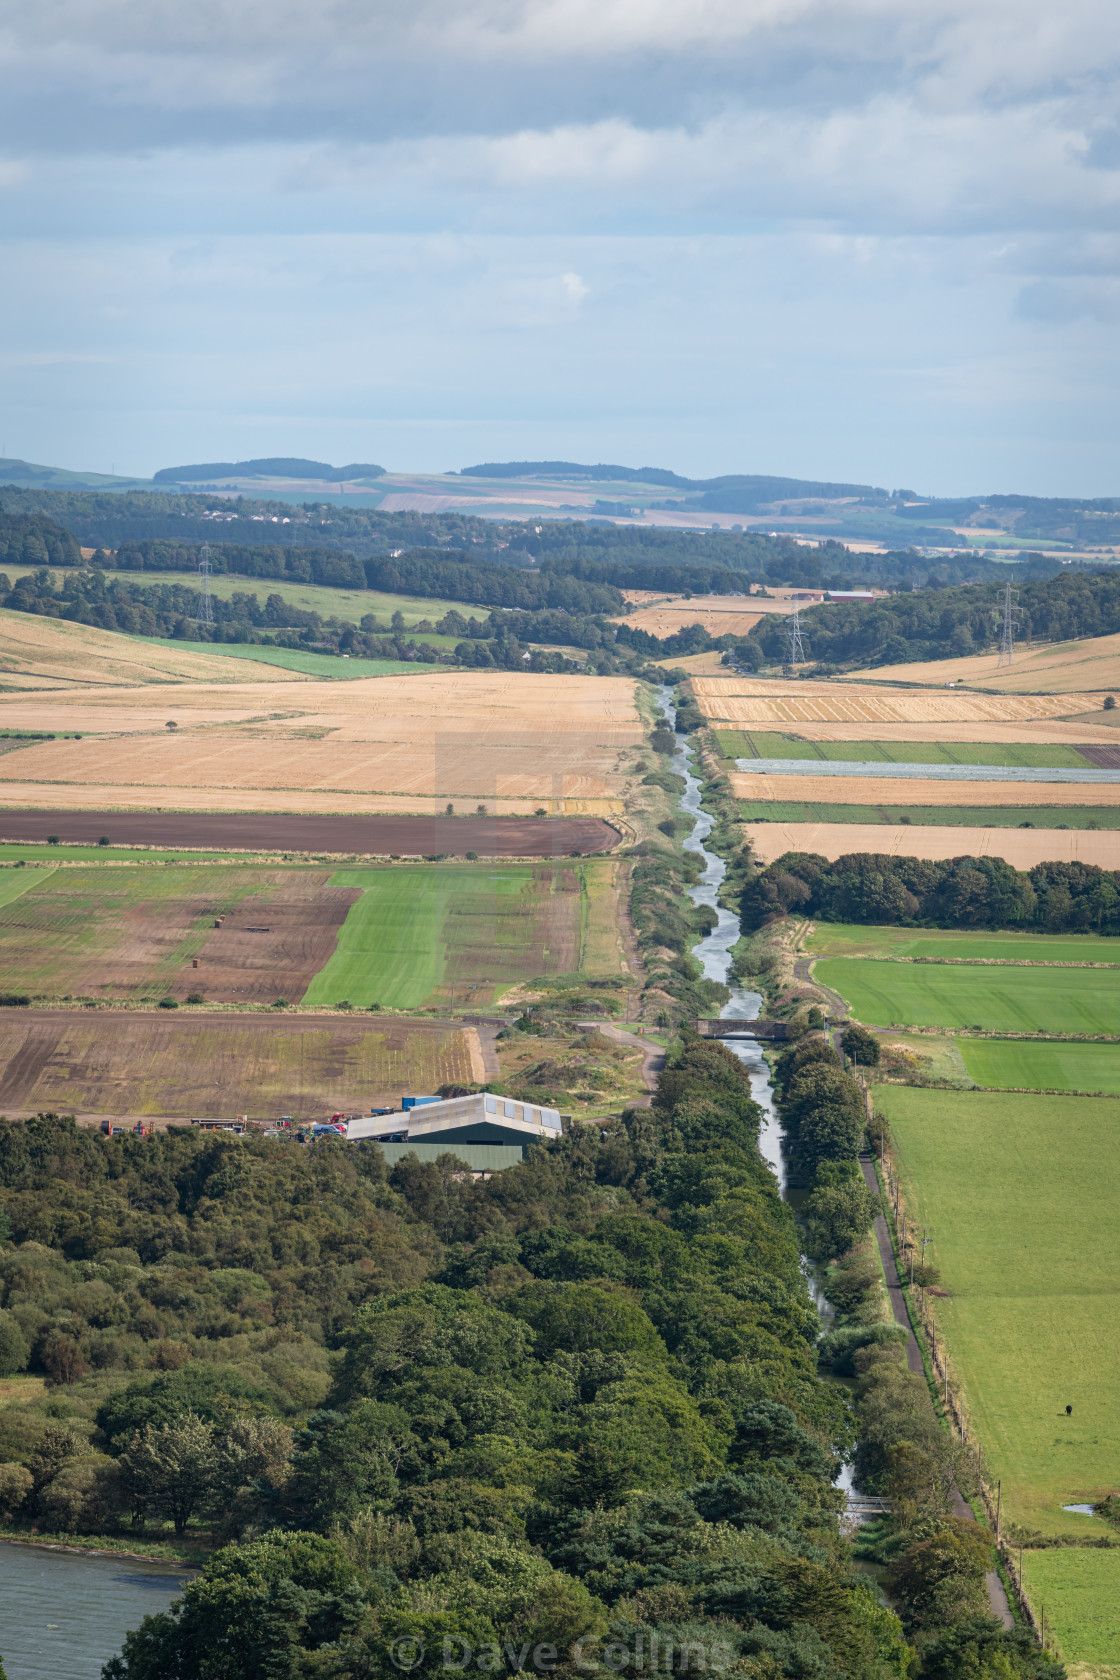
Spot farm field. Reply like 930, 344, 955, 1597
0, 669, 643, 817
717, 730, 1094, 767
813, 956, 1120, 1032
847, 627, 1120, 695
731, 770, 1120, 807
804, 922, 1120, 963
130, 639, 430, 677
691, 675, 1104, 725
877, 1085, 1120, 1661
957, 1037, 1120, 1093
0, 863, 361, 1002
744, 820, 1120, 867
739, 798, 1120, 825
0, 607, 309, 690
613, 598, 763, 638
0, 1009, 478, 1118
303, 860, 626, 1010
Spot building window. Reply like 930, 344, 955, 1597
485, 1097, 497, 1113
504, 1100, 516, 1118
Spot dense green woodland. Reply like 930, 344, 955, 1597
0, 1041, 1053, 1679
747, 569, 1120, 669
742, 852, 1120, 935
0, 492, 1067, 593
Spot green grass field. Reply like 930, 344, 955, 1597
815, 956, 1120, 1032
128, 638, 429, 678
739, 801, 1120, 827
805, 922, 1120, 964
7, 564, 491, 638
719, 731, 1093, 767
304, 861, 623, 1010
878, 1085, 1120, 1661
0, 844, 252, 864
957, 1038, 1120, 1093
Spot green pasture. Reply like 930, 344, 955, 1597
879, 1085, 1120, 1659
1020, 1549, 1120, 1665
958, 1038, 1120, 1094
303, 862, 617, 1010
127, 638, 429, 678
6, 563, 490, 637
0, 844, 244, 864
815, 956, 1120, 1032
739, 800, 1120, 827
805, 921, 1120, 964
719, 731, 1091, 767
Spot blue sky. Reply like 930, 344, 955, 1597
2, 0, 1119, 493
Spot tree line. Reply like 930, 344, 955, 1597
746, 568, 1120, 669
742, 850, 1120, 935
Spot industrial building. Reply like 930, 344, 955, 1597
344, 1092, 562, 1172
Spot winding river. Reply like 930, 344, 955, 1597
659, 688, 855, 1496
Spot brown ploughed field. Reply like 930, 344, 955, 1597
0, 810, 620, 856
0, 1009, 477, 1120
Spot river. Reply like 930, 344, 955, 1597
659, 688, 854, 1496
0, 1542, 191, 1679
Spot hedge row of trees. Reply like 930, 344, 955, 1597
742, 850, 1120, 935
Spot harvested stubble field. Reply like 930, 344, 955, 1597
847, 627, 1120, 694
0, 608, 310, 690
814, 955, 1120, 1032
613, 602, 764, 638
691, 676, 1103, 725
744, 820, 1120, 868
0, 1009, 478, 1118
716, 730, 1096, 767
304, 860, 627, 1010
878, 1084, 1120, 1661
731, 769, 1120, 807
0, 670, 643, 816
804, 922, 1120, 964
0, 863, 360, 1002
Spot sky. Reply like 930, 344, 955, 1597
2, 0, 1120, 494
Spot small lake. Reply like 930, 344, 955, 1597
0, 1543, 191, 1679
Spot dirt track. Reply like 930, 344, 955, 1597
0, 810, 621, 857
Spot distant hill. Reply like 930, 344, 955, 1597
0, 457, 149, 491
153, 458, 385, 484
459, 460, 884, 509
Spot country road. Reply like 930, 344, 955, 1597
793, 953, 848, 1016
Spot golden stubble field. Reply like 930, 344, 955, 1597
0, 640, 645, 815
744, 821, 1120, 869
841, 629, 1120, 694
690, 676, 1109, 727
0, 609, 309, 689
730, 771, 1120, 808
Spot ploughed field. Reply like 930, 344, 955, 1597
0, 863, 360, 1003
0, 1009, 478, 1119
0, 809, 620, 858
815, 955, 1120, 1033
878, 1085, 1120, 1662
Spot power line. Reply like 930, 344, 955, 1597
197, 543, 214, 626
998, 582, 1018, 667
787, 608, 805, 667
